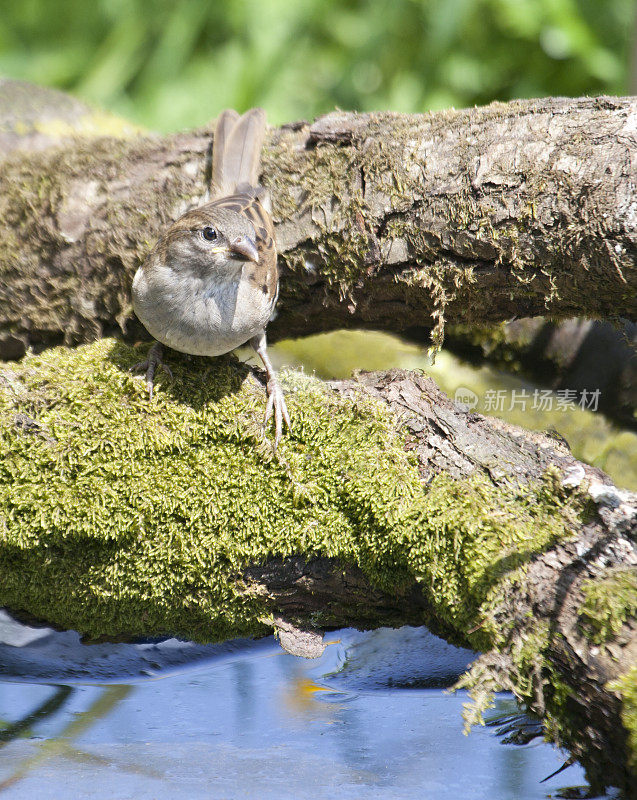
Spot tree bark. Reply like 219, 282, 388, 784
0, 341, 635, 793
0, 96, 635, 360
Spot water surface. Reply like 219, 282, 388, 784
0, 615, 596, 799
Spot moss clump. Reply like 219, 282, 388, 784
264, 128, 377, 302
0, 339, 579, 644
608, 667, 637, 774
578, 567, 637, 645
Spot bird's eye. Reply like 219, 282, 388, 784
202, 226, 218, 241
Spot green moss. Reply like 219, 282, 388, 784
608, 667, 637, 774
263, 128, 376, 300
541, 663, 581, 747
263, 115, 438, 305
578, 568, 637, 644
402, 258, 477, 355
446, 321, 526, 370
0, 339, 580, 644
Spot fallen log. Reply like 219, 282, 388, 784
0, 340, 634, 794
0, 95, 635, 359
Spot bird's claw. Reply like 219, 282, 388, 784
130, 343, 172, 399
264, 378, 291, 450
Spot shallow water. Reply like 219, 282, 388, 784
0, 614, 597, 800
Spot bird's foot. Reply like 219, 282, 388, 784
264, 376, 291, 450
130, 342, 173, 399
250, 332, 291, 450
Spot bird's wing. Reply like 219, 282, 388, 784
210, 194, 276, 266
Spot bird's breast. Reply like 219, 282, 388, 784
132, 263, 275, 356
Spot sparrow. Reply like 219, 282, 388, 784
131, 108, 290, 446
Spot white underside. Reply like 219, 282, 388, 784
132, 263, 273, 356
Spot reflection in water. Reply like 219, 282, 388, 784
0, 685, 72, 746
486, 703, 544, 746
231, 659, 257, 734
0, 621, 597, 800
0, 686, 141, 792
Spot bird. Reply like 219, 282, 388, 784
131, 108, 290, 447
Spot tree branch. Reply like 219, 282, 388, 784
0, 96, 635, 359
1, 88, 636, 792
0, 340, 635, 792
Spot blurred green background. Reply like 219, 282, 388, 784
0, 0, 635, 487
0, 0, 634, 132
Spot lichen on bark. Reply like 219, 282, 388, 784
579, 567, 637, 645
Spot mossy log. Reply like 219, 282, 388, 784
1, 340, 635, 793
0, 95, 636, 360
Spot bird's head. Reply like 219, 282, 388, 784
154, 205, 259, 276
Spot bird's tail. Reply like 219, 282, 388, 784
212, 108, 266, 196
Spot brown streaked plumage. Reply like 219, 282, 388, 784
131, 108, 290, 447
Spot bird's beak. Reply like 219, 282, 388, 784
229, 236, 259, 263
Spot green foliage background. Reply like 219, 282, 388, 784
0, 0, 633, 131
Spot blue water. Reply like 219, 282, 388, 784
0, 614, 595, 799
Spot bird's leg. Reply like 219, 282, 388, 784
131, 342, 173, 400
250, 331, 291, 449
